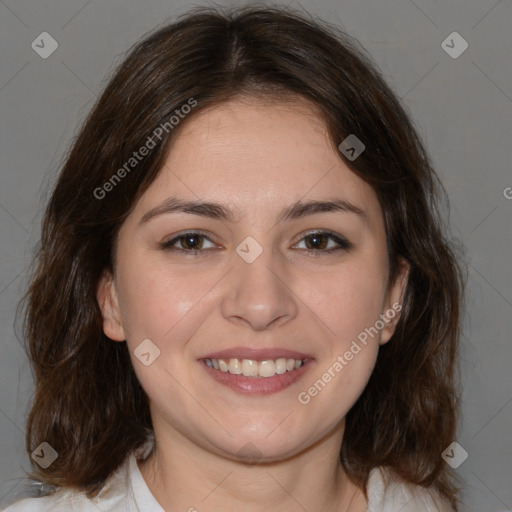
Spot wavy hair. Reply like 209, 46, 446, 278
21, 4, 464, 509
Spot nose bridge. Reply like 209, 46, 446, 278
220, 235, 297, 330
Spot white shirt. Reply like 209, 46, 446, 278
2, 442, 453, 512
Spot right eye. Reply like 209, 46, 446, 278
161, 231, 217, 253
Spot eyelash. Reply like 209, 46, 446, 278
161, 230, 353, 256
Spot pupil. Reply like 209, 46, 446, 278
185, 235, 200, 249
308, 234, 326, 250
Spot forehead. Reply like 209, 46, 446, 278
132, 96, 383, 227
168, 95, 332, 171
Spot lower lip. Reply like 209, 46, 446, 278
199, 360, 314, 396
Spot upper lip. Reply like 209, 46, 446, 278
199, 347, 313, 361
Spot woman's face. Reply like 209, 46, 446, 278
98, 96, 408, 462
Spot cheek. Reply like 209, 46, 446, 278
303, 258, 388, 346
296, 257, 388, 414
295, 265, 386, 421
115, 255, 206, 346
114, 259, 209, 403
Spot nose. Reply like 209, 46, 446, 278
220, 239, 298, 331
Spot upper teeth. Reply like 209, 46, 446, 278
204, 358, 305, 377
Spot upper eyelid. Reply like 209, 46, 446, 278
162, 229, 213, 241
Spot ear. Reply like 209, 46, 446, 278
380, 257, 410, 345
96, 270, 126, 342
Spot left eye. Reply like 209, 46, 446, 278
293, 231, 351, 252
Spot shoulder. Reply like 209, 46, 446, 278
366, 466, 454, 512
0, 488, 107, 512
2, 438, 157, 512
1, 439, 158, 512
1, 459, 132, 512
1, 491, 92, 512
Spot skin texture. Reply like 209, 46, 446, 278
97, 96, 409, 512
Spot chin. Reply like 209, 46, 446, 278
215, 421, 317, 461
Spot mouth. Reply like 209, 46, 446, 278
198, 348, 314, 395
203, 356, 308, 377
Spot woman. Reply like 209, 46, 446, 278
4, 5, 464, 511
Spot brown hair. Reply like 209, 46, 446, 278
21, 4, 464, 509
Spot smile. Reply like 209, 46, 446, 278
203, 357, 306, 377
198, 349, 314, 395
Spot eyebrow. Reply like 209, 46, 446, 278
140, 196, 368, 225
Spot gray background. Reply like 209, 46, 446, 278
0, 0, 511, 510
